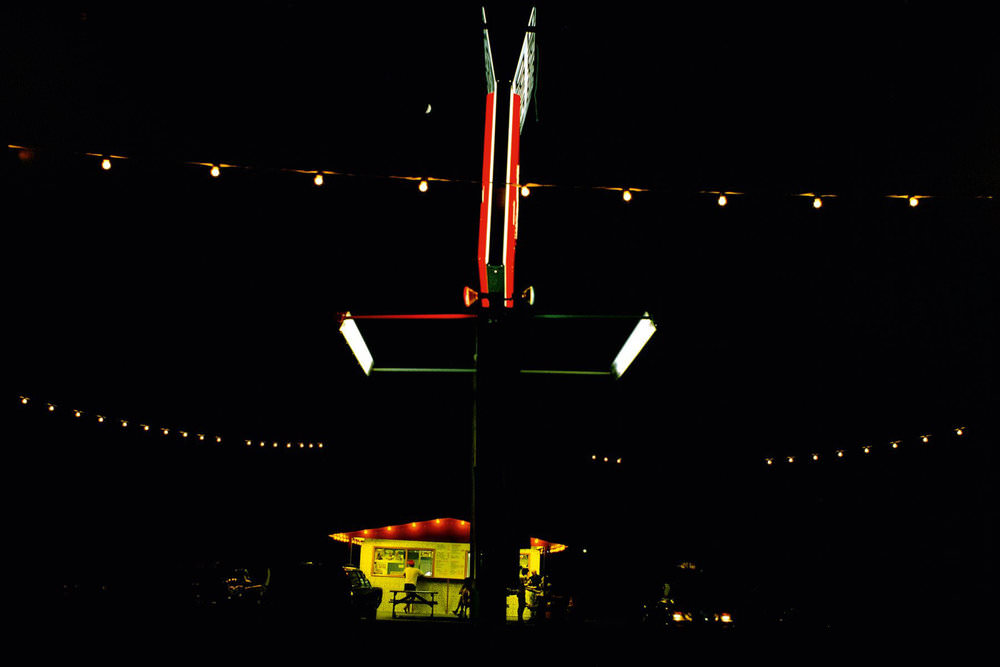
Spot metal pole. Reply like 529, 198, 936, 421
470, 307, 520, 626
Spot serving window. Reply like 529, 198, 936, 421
371, 547, 435, 577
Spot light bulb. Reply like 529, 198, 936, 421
622, 190, 632, 202
210, 165, 220, 178
418, 179, 429, 192
717, 194, 727, 207
101, 158, 112, 171
314, 173, 324, 186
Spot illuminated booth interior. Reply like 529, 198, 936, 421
331, 518, 566, 620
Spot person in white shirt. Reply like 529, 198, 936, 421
402, 559, 423, 612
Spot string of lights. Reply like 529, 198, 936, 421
763, 427, 968, 467
15, 394, 325, 453
9, 144, 996, 206
587, 426, 972, 468
17, 393, 972, 467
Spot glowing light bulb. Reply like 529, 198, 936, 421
812, 453, 820, 461
766, 458, 774, 465
20, 396, 29, 405
622, 189, 632, 202
210, 165, 220, 178
47, 403, 55, 411
73, 410, 82, 418
836, 450, 844, 458
908, 196, 918, 207
314, 173, 324, 186
101, 158, 111, 171
717, 194, 727, 207
920, 435, 929, 443
954, 427, 964, 436
418, 179, 429, 192
813, 197, 822, 209
520, 185, 530, 197
97, 415, 105, 423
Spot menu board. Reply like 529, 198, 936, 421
371, 547, 434, 577
435, 543, 470, 580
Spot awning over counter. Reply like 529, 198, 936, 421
331, 517, 567, 553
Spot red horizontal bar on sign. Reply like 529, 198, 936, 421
342, 313, 478, 320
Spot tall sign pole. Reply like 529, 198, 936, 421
337, 7, 655, 626
470, 7, 537, 626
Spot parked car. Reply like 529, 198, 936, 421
260, 561, 383, 624
640, 562, 737, 630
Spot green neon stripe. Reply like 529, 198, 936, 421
531, 314, 652, 320
519, 369, 611, 376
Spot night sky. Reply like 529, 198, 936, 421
7, 4, 996, 626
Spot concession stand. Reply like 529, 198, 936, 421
331, 517, 566, 620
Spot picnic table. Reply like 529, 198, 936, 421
390, 589, 439, 618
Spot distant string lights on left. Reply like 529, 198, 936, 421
16, 394, 325, 452
11, 144, 466, 195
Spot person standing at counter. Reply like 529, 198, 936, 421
402, 559, 424, 613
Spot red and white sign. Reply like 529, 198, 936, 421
477, 7, 536, 309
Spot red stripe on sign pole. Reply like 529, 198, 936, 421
478, 91, 497, 307
343, 314, 478, 320
503, 93, 521, 308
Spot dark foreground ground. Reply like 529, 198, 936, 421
28, 603, 989, 663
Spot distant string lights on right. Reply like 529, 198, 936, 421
764, 427, 968, 467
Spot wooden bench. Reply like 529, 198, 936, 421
390, 590, 439, 618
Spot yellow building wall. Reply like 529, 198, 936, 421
360, 538, 469, 619
359, 540, 545, 621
